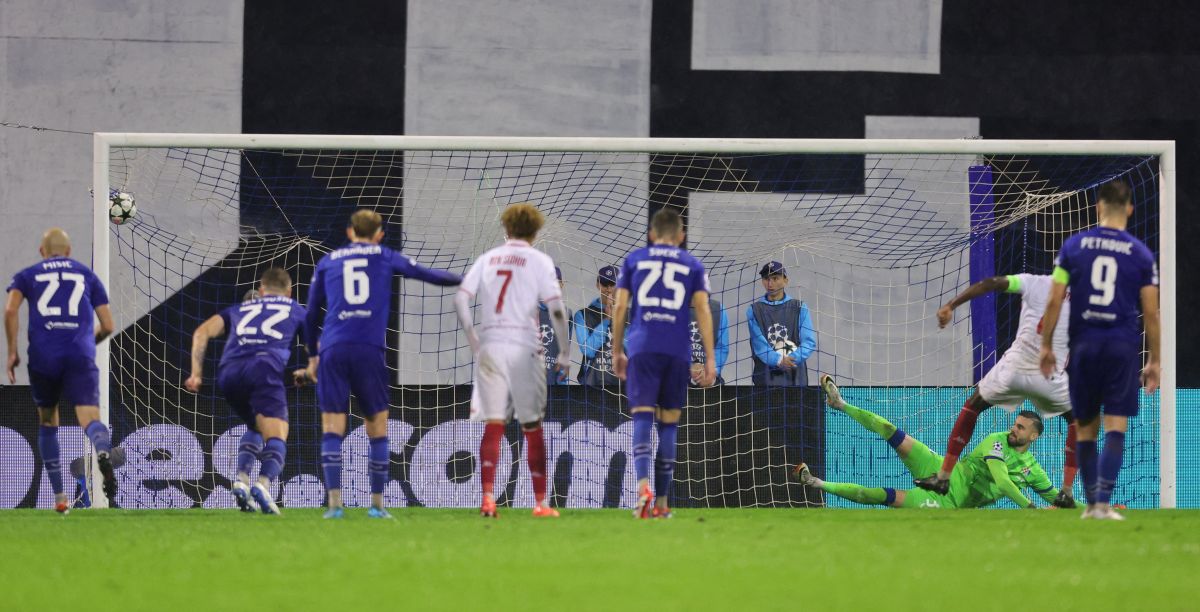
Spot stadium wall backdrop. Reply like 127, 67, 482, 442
0, 386, 823, 510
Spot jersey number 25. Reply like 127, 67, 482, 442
636, 261, 689, 310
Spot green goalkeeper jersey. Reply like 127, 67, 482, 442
949, 432, 1055, 509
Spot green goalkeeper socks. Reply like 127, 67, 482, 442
821, 482, 889, 506
840, 402, 898, 441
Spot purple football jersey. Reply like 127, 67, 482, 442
6, 257, 108, 368
305, 243, 460, 354
616, 245, 710, 361
218, 295, 307, 370
1054, 226, 1157, 344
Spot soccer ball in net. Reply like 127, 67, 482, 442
109, 190, 136, 225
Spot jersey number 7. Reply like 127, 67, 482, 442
495, 270, 513, 313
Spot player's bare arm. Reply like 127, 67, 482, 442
5, 288, 23, 383
94, 303, 115, 344
610, 287, 631, 379
938, 275, 1009, 328
185, 314, 226, 393
691, 290, 716, 387
1038, 278, 1068, 378
1141, 284, 1161, 393
453, 288, 481, 354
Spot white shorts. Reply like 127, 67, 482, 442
469, 343, 547, 424
977, 354, 1071, 418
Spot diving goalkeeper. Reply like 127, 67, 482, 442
795, 375, 1080, 509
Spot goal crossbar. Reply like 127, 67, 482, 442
90, 133, 1177, 508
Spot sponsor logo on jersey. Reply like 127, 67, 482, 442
337, 309, 372, 320
1081, 310, 1117, 321
642, 311, 677, 323
44, 321, 80, 331
920, 498, 941, 508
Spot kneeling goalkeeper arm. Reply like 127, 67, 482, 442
985, 458, 1036, 509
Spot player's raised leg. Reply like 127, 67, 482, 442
75, 404, 117, 504
793, 463, 906, 508
820, 374, 942, 480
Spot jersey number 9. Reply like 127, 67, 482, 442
1089, 256, 1117, 306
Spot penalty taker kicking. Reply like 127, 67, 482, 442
454, 203, 569, 518
186, 268, 307, 515
797, 375, 1081, 510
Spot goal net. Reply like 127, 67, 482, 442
90, 135, 1176, 510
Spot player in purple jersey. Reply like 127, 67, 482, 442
298, 209, 461, 519
5, 228, 118, 513
1040, 180, 1161, 521
185, 268, 306, 515
612, 209, 715, 519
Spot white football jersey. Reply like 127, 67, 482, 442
459, 239, 562, 348
1006, 273, 1070, 372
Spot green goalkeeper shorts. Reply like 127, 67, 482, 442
901, 488, 957, 509
897, 436, 955, 508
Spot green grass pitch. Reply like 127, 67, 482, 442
1, 508, 1198, 610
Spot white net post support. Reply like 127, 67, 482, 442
91, 134, 112, 508
91, 134, 1177, 509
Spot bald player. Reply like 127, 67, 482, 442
6, 229, 118, 513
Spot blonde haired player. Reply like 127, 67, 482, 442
454, 203, 570, 518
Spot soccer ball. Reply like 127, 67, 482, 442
109, 190, 136, 225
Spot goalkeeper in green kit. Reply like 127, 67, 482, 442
795, 375, 1081, 509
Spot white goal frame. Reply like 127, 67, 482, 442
91, 133, 1177, 508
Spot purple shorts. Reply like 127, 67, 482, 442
28, 355, 100, 408
217, 358, 289, 424
1067, 339, 1142, 420
626, 353, 690, 410
317, 343, 390, 416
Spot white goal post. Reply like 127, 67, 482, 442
91, 133, 1176, 509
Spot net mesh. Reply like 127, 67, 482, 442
100, 144, 1161, 509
